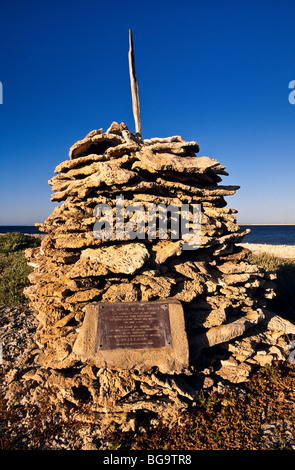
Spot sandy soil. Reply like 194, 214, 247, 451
240, 243, 295, 260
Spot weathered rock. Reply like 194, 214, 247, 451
148, 140, 199, 155
216, 360, 252, 383
51, 163, 138, 202
69, 132, 123, 159
106, 121, 122, 135
192, 309, 266, 351
264, 311, 295, 334
133, 148, 224, 175
81, 243, 150, 274
252, 352, 274, 366
54, 153, 107, 174
66, 288, 103, 303
143, 136, 185, 144
132, 274, 175, 300
68, 258, 110, 278
102, 283, 140, 302
186, 308, 226, 328
17, 121, 285, 436
150, 239, 184, 264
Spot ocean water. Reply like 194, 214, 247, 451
240, 225, 295, 245
0, 226, 42, 235
0, 225, 295, 245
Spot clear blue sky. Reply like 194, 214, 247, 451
0, 0, 295, 225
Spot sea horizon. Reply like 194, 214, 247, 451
240, 224, 295, 226
1, 224, 295, 245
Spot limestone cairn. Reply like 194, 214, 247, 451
22, 121, 279, 428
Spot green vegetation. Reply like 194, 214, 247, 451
0, 238, 294, 449
100, 249, 295, 450
0, 232, 40, 254
1, 361, 294, 449
103, 361, 295, 450
248, 252, 295, 321
0, 233, 40, 305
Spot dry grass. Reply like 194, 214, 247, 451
248, 252, 295, 322
103, 361, 295, 450
0, 248, 295, 450
0, 233, 40, 305
1, 361, 294, 450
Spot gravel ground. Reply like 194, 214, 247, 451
240, 243, 295, 260
1, 304, 295, 450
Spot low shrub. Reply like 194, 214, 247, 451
0, 251, 33, 305
248, 253, 295, 321
0, 232, 40, 254
0, 233, 39, 305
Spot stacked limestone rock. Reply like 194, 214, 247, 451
22, 121, 282, 429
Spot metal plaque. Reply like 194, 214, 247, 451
96, 302, 172, 351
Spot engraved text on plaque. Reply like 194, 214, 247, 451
96, 302, 172, 350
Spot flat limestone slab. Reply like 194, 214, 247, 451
73, 300, 189, 373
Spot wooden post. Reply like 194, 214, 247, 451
128, 29, 142, 137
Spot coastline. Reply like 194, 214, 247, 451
240, 224, 295, 226
240, 243, 295, 260
1, 233, 295, 260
